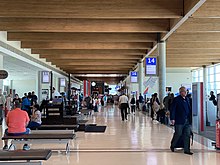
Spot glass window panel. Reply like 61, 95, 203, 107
200, 76, 203, 82
216, 74, 220, 81
193, 77, 198, 82
199, 69, 203, 77
209, 74, 215, 82
217, 89, 220, 94
216, 65, 220, 73
209, 82, 215, 90
209, 67, 214, 75
193, 71, 198, 77
216, 82, 220, 89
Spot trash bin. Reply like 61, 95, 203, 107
216, 119, 220, 150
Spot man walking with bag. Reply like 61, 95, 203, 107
170, 86, 193, 155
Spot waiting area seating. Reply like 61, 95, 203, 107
0, 149, 52, 165
2, 130, 76, 153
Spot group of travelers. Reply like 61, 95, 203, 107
117, 86, 194, 155
84, 94, 108, 112
0, 91, 42, 151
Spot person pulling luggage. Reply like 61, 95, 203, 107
170, 86, 193, 155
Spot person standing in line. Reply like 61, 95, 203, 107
13, 94, 22, 104
170, 86, 193, 155
31, 91, 38, 105
119, 93, 128, 121
139, 93, 144, 111
0, 93, 6, 123
163, 93, 170, 112
130, 95, 136, 114
22, 94, 32, 116
152, 93, 160, 120
166, 93, 174, 125
5, 94, 13, 117
22, 93, 27, 101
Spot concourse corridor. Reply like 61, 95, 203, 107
32, 105, 220, 165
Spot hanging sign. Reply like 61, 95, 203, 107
146, 57, 157, 76
130, 71, 138, 83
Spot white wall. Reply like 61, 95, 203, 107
12, 79, 36, 97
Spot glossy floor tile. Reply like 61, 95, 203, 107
1, 105, 220, 165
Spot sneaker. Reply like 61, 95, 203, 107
23, 144, 30, 151
3, 145, 8, 151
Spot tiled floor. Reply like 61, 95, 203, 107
1, 105, 220, 165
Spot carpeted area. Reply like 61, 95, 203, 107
85, 126, 107, 133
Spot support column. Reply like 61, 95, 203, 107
138, 62, 144, 95
68, 74, 71, 100
37, 71, 41, 103
50, 71, 53, 100
158, 41, 166, 104
203, 66, 208, 129
0, 54, 3, 93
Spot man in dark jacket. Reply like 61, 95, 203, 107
170, 86, 193, 155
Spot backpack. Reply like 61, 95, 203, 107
130, 98, 135, 104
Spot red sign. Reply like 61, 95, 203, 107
216, 120, 220, 149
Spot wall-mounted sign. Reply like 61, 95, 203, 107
130, 71, 138, 83
60, 78, 66, 87
0, 70, 8, 79
146, 57, 157, 76
41, 71, 50, 83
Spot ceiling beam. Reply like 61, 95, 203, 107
184, 0, 201, 14
140, 0, 206, 65
167, 63, 212, 67
192, 0, 220, 18
32, 49, 145, 55
177, 18, 220, 32
169, 32, 220, 42
40, 54, 143, 60
0, 0, 182, 19
167, 59, 220, 63
48, 59, 138, 63
167, 49, 220, 55
49, 60, 137, 66
167, 42, 220, 49
0, 18, 169, 33
21, 42, 152, 50
60, 67, 131, 70
67, 71, 129, 74
167, 55, 220, 59
7, 32, 157, 43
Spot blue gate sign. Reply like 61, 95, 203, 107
146, 57, 157, 75
130, 71, 138, 83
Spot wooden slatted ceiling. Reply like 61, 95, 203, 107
0, 0, 182, 18
7, 33, 157, 42
162, 0, 220, 67
4, 0, 212, 79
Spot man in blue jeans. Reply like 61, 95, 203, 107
3, 101, 30, 150
170, 86, 193, 155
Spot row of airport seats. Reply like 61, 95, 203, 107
0, 114, 106, 164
